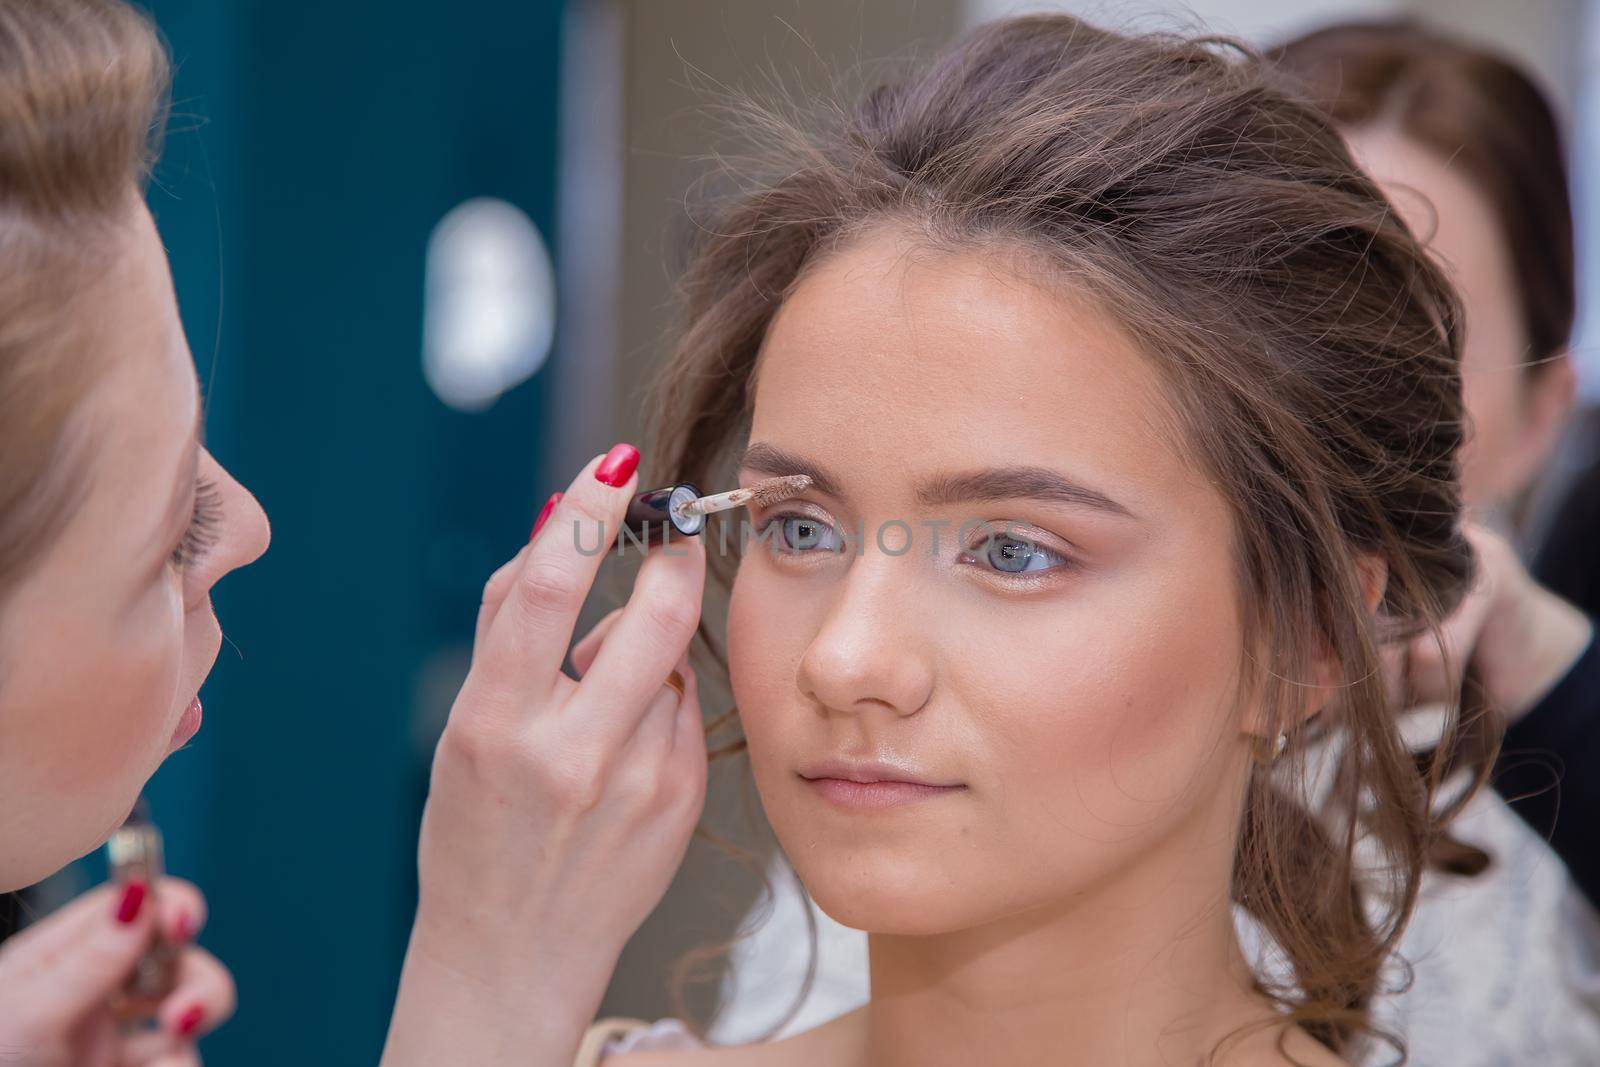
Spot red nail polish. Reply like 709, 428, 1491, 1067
531, 492, 562, 540
174, 1002, 205, 1037
173, 910, 195, 942
594, 443, 640, 487
115, 881, 147, 924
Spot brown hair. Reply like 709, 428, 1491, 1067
1271, 18, 1576, 379
643, 13, 1496, 1063
0, 0, 170, 603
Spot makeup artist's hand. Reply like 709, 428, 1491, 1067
1386, 521, 1592, 723
383, 444, 708, 1067
0, 876, 235, 1066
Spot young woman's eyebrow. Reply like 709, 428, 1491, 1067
915, 467, 1136, 519
738, 442, 1136, 519
738, 442, 845, 497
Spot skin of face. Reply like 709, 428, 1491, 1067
0, 196, 270, 892
1344, 124, 1576, 518
727, 224, 1277, 974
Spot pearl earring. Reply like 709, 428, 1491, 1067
1252, 729, 1288, 765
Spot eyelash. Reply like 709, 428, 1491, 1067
753, 510, 1077, 583
171, 479, 223, 570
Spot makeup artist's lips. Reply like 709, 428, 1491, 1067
168, 696, 202, 751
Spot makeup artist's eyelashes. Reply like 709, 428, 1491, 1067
171, 478, 223, 570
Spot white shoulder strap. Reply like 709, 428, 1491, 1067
572, 1016, 653, 1067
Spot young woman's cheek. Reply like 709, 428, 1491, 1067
956, 559, 1245, 866
726, 562, 814, 768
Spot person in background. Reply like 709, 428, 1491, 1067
1273, 17, 1600, 909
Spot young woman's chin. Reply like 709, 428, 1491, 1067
805, 874, 984, 936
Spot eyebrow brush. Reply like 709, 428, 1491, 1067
673, 475, 812, 521
610, 475, 813, 550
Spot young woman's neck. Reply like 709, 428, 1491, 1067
855, 795, 1287, 1067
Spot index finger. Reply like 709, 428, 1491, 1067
471, 444, 641, 701
574, 531, 706, 747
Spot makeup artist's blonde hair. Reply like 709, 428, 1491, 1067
0, 0, 170, 606
645, 14, 1494, 1063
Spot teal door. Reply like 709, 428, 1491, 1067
141, 3, 566, 1061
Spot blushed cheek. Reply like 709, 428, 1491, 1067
727, 568, 821, 805
727, 577, 784, 748
977, 592, 1243, 853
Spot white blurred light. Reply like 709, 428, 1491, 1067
423, 197, 556, 412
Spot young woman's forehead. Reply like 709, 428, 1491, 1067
750, 234, 1198, 505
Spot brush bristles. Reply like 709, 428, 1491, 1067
748, 474, 812, 508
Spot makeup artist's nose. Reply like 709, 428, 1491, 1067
796, 556, 934, 720
193, 450, 270, 595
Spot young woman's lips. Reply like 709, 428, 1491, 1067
803, 776, 967, 810
169, 696, 203, 751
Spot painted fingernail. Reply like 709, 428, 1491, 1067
173, 910, 196, 942
594, 443, 640, 487
174, 1002, 205, 1037
115, 881, 147, 924
531, 492, 562, 540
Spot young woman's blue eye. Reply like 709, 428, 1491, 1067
780, 514, 840, 552
758, 512, 842, 554
974, 530, 1068, 575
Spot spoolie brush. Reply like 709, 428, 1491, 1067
673, 474, 812, 520
607, 475, 815, 552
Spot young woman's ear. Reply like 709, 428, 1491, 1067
1238, 554, 1391, 750
1306, 552, 1388, 692
1356, 552, 1389, 617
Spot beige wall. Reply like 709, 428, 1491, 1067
962, 0, 1586, 116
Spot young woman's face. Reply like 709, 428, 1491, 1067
0, 199, 270, 891
727, 228, 1258, 934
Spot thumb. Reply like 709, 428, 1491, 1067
26, 881, 160, 1031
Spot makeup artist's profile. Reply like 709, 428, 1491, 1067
0, 2, 708, 1063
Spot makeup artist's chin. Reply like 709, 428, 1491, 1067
165, 613, 223, 756
166, 695, 203, 755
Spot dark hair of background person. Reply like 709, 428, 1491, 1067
1270, 19, 1577, 534
1274, 16, 1600, 905
643, 13, 1497, 1063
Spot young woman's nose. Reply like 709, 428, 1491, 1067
795, 558, 935, 719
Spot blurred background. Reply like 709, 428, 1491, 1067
18, 0, 1599, 1062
